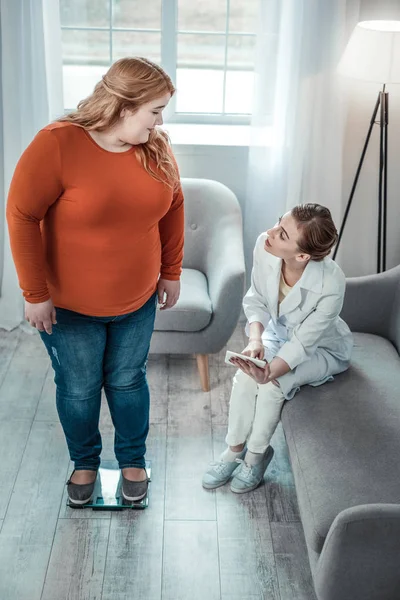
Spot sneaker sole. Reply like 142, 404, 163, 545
202, 478, 231, 490
230, 479, 263, 494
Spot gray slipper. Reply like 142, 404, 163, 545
121, 473, 149, 502
67, 471, 97, 506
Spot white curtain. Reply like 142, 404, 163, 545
0, 0, 63, 330
244, 0, 361, 278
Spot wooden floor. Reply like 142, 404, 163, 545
0, 325, 316, 600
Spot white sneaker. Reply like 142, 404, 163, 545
230, 446, 274, 494
202, 450, 245, 489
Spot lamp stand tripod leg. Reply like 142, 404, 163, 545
379, 89, 389, 273
333, 91, 381, 261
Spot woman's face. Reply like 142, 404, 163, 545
264, 212, 310, 263
118, 92, 171, 145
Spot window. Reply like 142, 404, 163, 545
60, 0, 261, 124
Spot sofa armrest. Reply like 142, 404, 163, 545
203, 215, 246, 352
341, 265, 400, 339
314, 504, 400, 600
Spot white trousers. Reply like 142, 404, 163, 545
225, 369, 285, 454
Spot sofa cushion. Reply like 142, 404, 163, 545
281, 332, 400, 554
154, 268, 212, 332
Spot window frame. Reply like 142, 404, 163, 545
60, 0, 257, 124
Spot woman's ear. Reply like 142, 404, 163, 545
296, 253, 311, 264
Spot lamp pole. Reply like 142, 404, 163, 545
333, 83, 389, 273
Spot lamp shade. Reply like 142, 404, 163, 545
338, 20, 400, 83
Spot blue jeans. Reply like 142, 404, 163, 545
39, 293, 157, 471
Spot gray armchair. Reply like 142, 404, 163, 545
150, 178, 246, 391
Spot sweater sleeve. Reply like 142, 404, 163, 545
6, 129, 63, 303
158, 154, 184, 281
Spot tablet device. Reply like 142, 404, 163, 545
225, 350, 267, 369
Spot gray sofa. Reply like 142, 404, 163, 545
281, 266, 400, 600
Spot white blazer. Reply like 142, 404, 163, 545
243, 233, 353, 399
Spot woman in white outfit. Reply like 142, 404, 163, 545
202, 203, 353, 494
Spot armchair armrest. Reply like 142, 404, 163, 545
341, 265, 400, 341
314, 504, 400, 600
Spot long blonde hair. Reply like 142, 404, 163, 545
59, 57, 178, 185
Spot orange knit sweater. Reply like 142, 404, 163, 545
6, 122, 184, 316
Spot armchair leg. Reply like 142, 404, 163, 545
196, 354, 210, 392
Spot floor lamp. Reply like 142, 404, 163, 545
333, 20, 400, 273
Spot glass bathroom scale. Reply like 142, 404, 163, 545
67, 460, 151, 510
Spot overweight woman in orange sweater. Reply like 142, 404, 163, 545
6, 57, 184, 506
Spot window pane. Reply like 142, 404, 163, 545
60, 0, 110, 27
224, 72, 254, 114
224, 35, 256, 114
63, 65, 109, 109
228, 0, 259, 33
227, 34, 256, 69
62, 29, 109, 109
177, 33, 225, 68
226, 33, 278, 117
178, 0, 227, 32
177, 32, 225, 112
62, 29, 110, 65
112, 0, 161, 29
176, 69, 224, 113
112, 32, 161, 62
